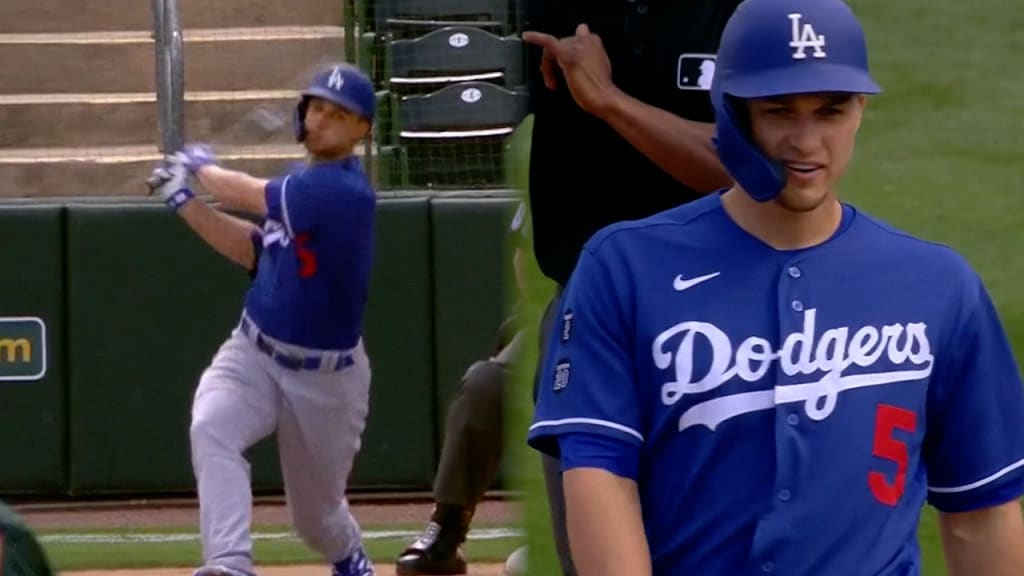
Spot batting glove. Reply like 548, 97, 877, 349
146, 157, 194, 211
179, 143, 218, 176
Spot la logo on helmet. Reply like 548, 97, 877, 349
328, 66, 345, 90
788, 13, 827, 59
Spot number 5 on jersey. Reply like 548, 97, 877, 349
295, 233, 317, 278
869, 404, 918, 506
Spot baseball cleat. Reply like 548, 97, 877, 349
395, 522, 467, 575
332, 545, 375, 576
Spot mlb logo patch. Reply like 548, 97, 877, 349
553, 361, 571, 392
677, 54, 717, 91
561, 310, 574, 342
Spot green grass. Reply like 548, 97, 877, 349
507, 1, 1024, 575
38, 523, 524, 571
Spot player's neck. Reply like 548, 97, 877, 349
308, 147, 354, 164
721, 187, 843, 251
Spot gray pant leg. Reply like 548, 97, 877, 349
534, 289, 576, 576
432, 359, 508, 508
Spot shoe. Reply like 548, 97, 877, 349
332, 546, 375, 576
192, 566, 250, 576
396, 521, 468, 575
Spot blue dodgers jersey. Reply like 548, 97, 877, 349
243, 156, 375, 350
528, 193, 1024, 576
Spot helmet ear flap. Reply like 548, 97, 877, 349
711, 89, 787, 202
294, 96, 310, 142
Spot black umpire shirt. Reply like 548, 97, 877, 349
524, 0, 742, 287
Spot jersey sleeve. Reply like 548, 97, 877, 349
264, 167, 347, 237
924, 271, 1024, 512
247, 227, 263, 279
527, 246, 644, 468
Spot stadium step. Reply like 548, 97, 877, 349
0, 0, 345, 34
0, 27, 346, 94
0, 91, 302, 149
0, 143, 375, 198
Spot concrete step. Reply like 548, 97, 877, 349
0, 143, 339, 198
0, 91, 301, 148
0, 28, 346, 94
0, 0, 345, 34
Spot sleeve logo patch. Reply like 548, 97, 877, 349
561, 310, 574, 342
553, 361, 571, 392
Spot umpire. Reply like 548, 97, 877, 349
395, 203, 531, 575
521, 0, 742, 574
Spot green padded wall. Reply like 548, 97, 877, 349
350, 195, 437, 489
0, 206, 66, 495
429, 195, 519, 452
65, 203, 253, 495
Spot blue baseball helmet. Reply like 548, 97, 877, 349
295, 63, 376, 142
710, 0, 882, 202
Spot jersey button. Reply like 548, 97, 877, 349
791, 300, 804, 312
788, 266, 801, 278
761, 561, 774, 573
787, 414, 799, 426
778, 489, 791, 502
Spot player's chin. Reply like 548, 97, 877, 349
776, 182, 832, 213
305, 138, 349, 158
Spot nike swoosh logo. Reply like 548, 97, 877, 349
673, 272, 721, 292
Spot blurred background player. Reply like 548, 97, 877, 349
396, 202, 531, 575
519, 0, 741, 572
147, 62, 379, 576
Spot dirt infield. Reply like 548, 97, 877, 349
14, 498, 520, 576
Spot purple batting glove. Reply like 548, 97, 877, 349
180, 143, 218, 175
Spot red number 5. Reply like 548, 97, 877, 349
868, 404, 918, 506
295, 233, 318, 278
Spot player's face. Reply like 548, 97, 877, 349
747, 93, 866, 212
303, 97, 371, 158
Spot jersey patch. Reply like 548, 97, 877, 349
561, 309, 574, 342
554, 360, 571, 392
677, 53, 717, 91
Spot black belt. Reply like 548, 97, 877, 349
240, 316, 354, 372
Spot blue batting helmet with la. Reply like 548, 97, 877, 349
294, 63, 376, 142
710, 0, 882, 202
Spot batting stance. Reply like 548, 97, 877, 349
527, 0, 1024, 574
146, 62, 378, 576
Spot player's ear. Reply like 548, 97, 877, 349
852, 94, 868, 130
358, 119, 372, 140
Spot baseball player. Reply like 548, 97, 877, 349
521, 0, 741, 571
146, 62, 379, 576
527, 0, 1024, 574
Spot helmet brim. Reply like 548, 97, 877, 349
720, 62, 882, 99
302, 86, 375, 123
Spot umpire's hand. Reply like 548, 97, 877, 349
522, 23, 619, 117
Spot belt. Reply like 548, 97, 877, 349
240, 316, 354, 372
